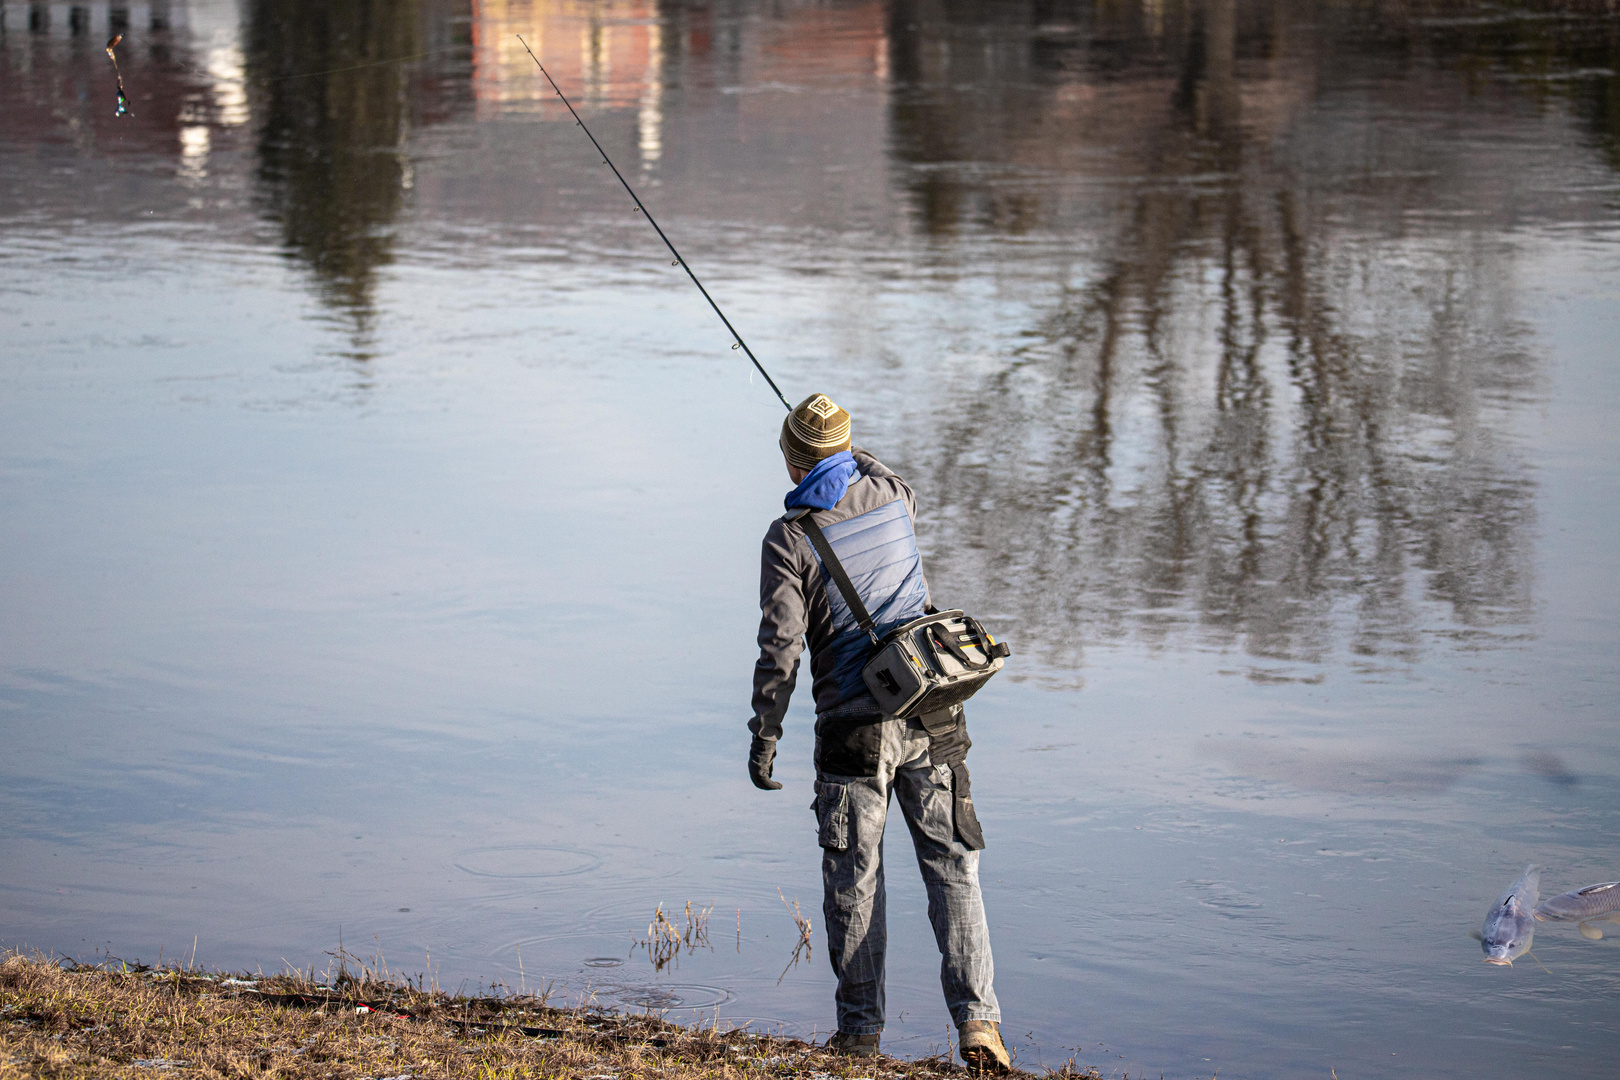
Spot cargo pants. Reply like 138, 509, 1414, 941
811, 709, 1000, 1035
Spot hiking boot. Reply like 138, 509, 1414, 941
959, 1019, 1011, 1073
827, 1031, 881, 1058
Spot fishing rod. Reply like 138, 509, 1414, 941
515, 35, 792, 412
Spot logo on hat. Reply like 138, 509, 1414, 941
781, 393, 853, 469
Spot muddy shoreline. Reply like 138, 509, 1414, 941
0, 953, 1086, 1079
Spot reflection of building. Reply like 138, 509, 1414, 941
471, 0, 660, 117
463, 0, 890, 186
0, 2, 191, 37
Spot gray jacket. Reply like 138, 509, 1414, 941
750, 448, 932, 740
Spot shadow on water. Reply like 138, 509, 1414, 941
246, 0, 424, 355
880, 0, 1620, 672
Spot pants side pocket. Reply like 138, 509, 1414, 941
815, 780, 851, 852
919, 703, 963, 736
951, 764, 985, 851
929, 713, 972, 769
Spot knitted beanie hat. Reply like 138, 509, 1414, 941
780, 393, 852, 471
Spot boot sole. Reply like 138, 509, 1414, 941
961, 1046, 1011, 1074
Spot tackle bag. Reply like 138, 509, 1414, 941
798, 509, 1010, 719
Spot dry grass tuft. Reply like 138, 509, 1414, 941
632, 902, 713, 972
0, 950, 1096, 1080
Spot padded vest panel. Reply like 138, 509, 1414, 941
808, 498, 930, 706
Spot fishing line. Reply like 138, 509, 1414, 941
515, 34, 792, 412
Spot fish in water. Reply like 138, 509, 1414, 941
1480, 864, 1540, 966
1535, 881, 1620, 940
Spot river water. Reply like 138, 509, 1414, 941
3, 1, 1619, 1076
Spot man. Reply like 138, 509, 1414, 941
746, 392, 1011, 1072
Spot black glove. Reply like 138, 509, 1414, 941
748, 736, 783, 790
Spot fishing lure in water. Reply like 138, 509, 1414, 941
105, 35, 132, 117
1535, 881, 1620, 939
1479, 864, 1540, 966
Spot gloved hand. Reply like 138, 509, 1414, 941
748, 736, 783, 790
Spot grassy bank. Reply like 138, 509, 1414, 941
0, 953, 1096, 1080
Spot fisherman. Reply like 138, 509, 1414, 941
746, 393, 1010, 1072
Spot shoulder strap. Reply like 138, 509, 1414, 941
794, 510, 881, 646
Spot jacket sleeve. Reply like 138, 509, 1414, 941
750, 518, 806, 741
851, 445, 896, 479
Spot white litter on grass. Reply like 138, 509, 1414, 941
130, 1058, 190, 1069
220, 979, 258, 988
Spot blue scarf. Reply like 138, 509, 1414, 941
784, 451, 858, 511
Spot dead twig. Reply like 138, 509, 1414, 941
776, 888, 814, 984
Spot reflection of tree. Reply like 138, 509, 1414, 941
248, 0, 420, 331
886, 0, 1556, 670
1324, 0, 1620, 173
